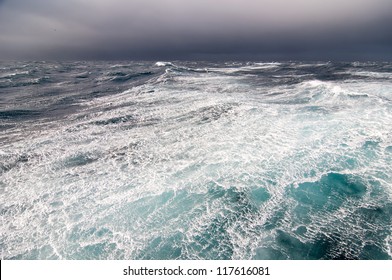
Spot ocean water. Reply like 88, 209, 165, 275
0, 61, 391, 260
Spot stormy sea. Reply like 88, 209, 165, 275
1, 61, 391, 260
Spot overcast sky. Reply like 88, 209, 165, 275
0, 0, 391, 60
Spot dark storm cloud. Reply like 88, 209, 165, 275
0, 0, 391, 60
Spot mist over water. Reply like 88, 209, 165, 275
1, 61, 391, 259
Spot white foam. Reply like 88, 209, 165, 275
155, 61, 173, 67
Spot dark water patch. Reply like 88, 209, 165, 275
0, 153, 31, 174
274, 230, 314, 260
100, 101, 139, 112
254, 245, 288, 260
249, 187, 270, 207
195, 104, 234, 124
290, 173, 367, 211
294, 225, 308, 236
265, 91, 285, 97
315, 72, 353, 81
0, 202, 29, 216
109, 71, 153, 82
123, 117, 161, 130
49, 201, 64, 208
357, 205, 392, 227
0, 80, 13, 88
0, 109, 41, 120
107, 141, 144, 161
362, 139, 382, 159
263, 205, 289, 231
0, 124, 15, 131
256, 230, 358, 260
92, 115, 136, 126
255, 230, 338, 260
359, 244, 391, 260
234, 69, 315, 87
63, 153, 100, 168
353, 204, 392, 259
75, 72, 90, 79
347, 93, 369, 99
87, 114, 160, 130
84, 90, 109, 99
363, 139, 381, 149
36, 86, 66, 98
312, 64, 354, 81
44, 103, 83, 119
311, 233, 354, 260
268, 97, 311, 105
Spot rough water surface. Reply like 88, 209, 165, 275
0, 61, 391, 259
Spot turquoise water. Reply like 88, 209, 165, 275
1, 61, 391, 259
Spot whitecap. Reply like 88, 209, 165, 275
155, 61, 173, 67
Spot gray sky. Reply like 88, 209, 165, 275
0, 0, 391, 60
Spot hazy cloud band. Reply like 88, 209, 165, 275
0, 0, 391, 60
